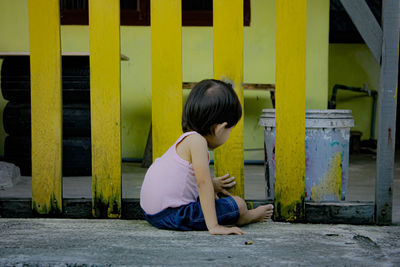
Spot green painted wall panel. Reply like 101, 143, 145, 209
329, 44, 380, 140
306, 0, 329, 109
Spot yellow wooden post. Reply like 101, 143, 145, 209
275, 0, 307, 221
151, 0, 182, 160
213, 0, 244, 198
89, 0, 122, 218
28, 0, 63, 215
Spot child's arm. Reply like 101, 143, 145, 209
189, 135, 244, 235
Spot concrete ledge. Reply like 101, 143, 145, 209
305, 201, 375, 225
0, 198, 146, 219
0, 198, 270, 220
1, 198, 376, 224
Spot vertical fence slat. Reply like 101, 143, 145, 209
89, 0, 122, 218
213, 0, 244, 198
275, 0, 307, 221
28, 0, 63, 215
151, 0, 182, 160
375, 0, 399, 225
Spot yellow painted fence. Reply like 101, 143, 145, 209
213, 0, 245, 199
275, 0, 307, 221
88, 0, 122, 218
28, 0, 63, 215
27, 0, 307, 221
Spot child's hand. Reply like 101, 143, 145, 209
212, 173, 236, 197
209, 225, 245, 235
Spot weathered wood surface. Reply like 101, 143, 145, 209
213, 0, 245, 198
275, 0, 307, 222
339, 0, 382, 63
0, 199, 375, 224
375, 0, 399, 225
28, 0, 63, 215
306, 202, 374, 225
0, 52, 129, 60
0, 199, 144, 220
0, 199, 34, 218
183, 82, 275, 91
89, 0, 122, 218
63, 199, 92, 219
151, 0, 182, 160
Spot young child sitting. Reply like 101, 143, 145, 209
140, 79, 274, 235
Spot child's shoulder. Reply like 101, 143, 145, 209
185, 133, 209, 156
176, 132, 207, 163
179, 132, 207, 152
185, 132, 206, 145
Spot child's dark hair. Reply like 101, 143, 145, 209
182, 79, 242, 136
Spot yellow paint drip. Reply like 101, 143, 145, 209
311, 152, 342, 201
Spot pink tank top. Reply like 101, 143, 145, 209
140, 131, 200, 215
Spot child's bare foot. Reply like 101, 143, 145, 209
252, 204, 274, 223
237, 204, 274, 225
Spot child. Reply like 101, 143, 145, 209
140, 79, 273, 235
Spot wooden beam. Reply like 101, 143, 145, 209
28, 0, 63, 215
151, 0, 182, 160
0, 199, 34, 218
375, 0, 399, 225
0, 52, 129, 61
182, 82, 275, 91
275, 0, 307, 222
63, 199, 92, 218
213, 0, 245, 198
89, 0, 122, 218
306, 202, 374, 225
339, 0, 383, 63
0, 198, 375, 224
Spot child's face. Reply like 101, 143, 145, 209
207, 125, 233, 149
217, 126, 232, 146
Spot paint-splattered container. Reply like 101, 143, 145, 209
259, 109, 354, 201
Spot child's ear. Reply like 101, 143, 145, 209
214, 122, 228, 135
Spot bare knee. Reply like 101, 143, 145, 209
232, 196, 248, 215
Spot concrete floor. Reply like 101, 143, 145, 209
1, 152, 399, 223
0, 219, 399, 266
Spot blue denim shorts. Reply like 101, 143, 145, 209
142, 196, 240, 231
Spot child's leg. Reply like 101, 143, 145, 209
232, 196, 274, 226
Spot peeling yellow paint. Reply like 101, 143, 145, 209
311, 152, 342, 201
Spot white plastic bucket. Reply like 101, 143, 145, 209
259, 109, 354, 201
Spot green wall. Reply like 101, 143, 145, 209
0, 0, 376, 162
329, 44, 380, 140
